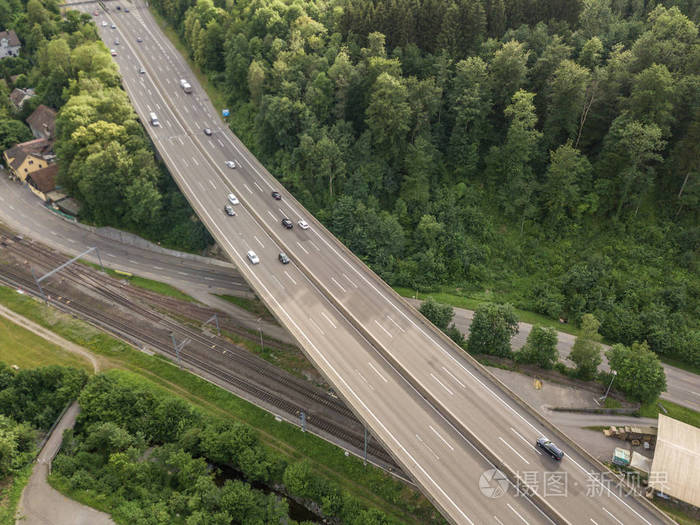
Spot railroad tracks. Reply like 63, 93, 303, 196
0, 234, 402, 473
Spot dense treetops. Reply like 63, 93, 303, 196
148, 0, 699, 366
3, 0, 697, 365
53, 371, 398, 524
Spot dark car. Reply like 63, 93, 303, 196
203, 128, 212, 136
281, 218, 293, 229
124, 7, 129, 11
224, 204, 235, 216
271, 191, 282, 200
536, 437, 564, 460
116, 5, 121, 9
278, 252, 290, 264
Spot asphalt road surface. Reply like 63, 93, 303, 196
42, 3, 680, 523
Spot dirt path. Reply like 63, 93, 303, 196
0, 304, 102, 373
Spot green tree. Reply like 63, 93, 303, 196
0, 119, 33, 151
569, 313, 603, 380
606, 341, 667, 403
419, 298, 455, 331
365, 72, 412, 158
467, 303, 518, 357
541, 141, 594, 227
515, 326, 559, 368
544, 59, 591, 146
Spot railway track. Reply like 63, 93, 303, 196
0, 234, 402, 471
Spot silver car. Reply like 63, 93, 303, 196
225, 160, 236, 169
247, 250, 259, 265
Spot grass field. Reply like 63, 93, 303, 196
0, 286, 439, 523
0, 463, 32, 525
79, 260, 196, 302
639, 399, 700, 429
0, 315, 93, 372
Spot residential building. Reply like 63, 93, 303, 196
9, 87, 34, 110
25, 163, 58, 201
26, 104, 56, 141
3, 137, 54, 182
0, 30, 20, 59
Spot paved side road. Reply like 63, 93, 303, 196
15, 402, 115, 525
406, 298, 700, 412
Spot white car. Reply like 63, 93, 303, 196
227, 193, 239, 205
225, 160, 236, 169
101, 21, 107, 27
110, 49, 117, 56
247, 250, 259, 265
298, 219, 309, 230
110, 23, 116, 29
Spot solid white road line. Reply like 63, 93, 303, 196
296, 241, 309, 255
208, 180, 216, 189
386, 315, 405, 333
244, 184, 253, 194
284, 271, 296, 285
368, 361, 388, 383
330, 276, 346, 293
415, 434, 440, 460
309, 317, 326, 336
441, 366, 465, 388
320, 311, 336, 328
603, 508, 623, 525
191, 156, 199, 166
507, 503, 530, 524
254, 236, 264, 248
429, 425, 454, 451
254, 182, 263, 192
267, 210, 276, 220
430, 373, 454, 396
510, 427, 542, 454
499, 437, 530, 465
343, 273, 358, 288
374, 319, 393, 338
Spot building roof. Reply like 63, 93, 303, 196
649, 414, 700, 508
26, 163, 58, 193
0, 30, 20, 47
26, 104, 56, 138
4, 137, 53, 171
9, 87, 30, 107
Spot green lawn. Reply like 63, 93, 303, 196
393, 286, 584, 338
0, 463, 33, 525
639, 399, 700, 429
0, 315, 93, 372
216, 294, 275, 321
79, 260, 196, 302
0, 286, 439, 523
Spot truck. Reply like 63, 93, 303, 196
180, 79, 192, 94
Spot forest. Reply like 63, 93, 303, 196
0, 0, 697, 366
51, 370, 397, 525
147, 0, 699, 366
0, 363, 87, 484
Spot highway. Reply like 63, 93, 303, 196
76, 2, 673, 523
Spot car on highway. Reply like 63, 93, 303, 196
271, 191, 281, 200
224, 204, 235, 216
203, 128, 212, 136
138, 66, 145, 74
124, 7, 129, 11
247, 250, 260, 265
281, 218, 293, 229
278, 252, 290, 264
225, 160, 236, 169
101, 20, 107, 26
536, 437, 564, 460
111, 23, 116, 28
227, 193, 239, 205
136, 36, 143, 42
298, 219, 309, 230
93, 10, 100, 15
114, 39, 120, 45
115, 5, 121, 9
110, 49, 117, 56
